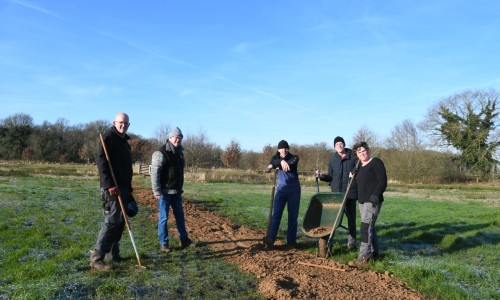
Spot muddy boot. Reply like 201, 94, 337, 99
160, 244, 171, 253
180, 237, 195, 249
262, 236, 274, 249
348, 256, 370, 267
90, 250, 112, 271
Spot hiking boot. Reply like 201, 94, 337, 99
284, 242, 297, 250
262, 236, 274, 249
353, 257, 370, 267
180, 237, 194, 249
160, 244, 171, 253
90, 251, 112, 271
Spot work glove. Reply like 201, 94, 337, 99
126, 194, 138, 217
108, 186, 120, 196
369, 195, 380, 207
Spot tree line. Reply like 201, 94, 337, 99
1, 89, 498, 182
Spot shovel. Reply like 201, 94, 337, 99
263, 168, 278, 247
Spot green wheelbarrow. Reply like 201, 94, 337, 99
302, 162, 360, 257
302, 191, 347, 257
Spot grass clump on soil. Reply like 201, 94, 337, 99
0, 173, 263, 300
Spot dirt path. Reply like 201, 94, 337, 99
135, 188, 426, 300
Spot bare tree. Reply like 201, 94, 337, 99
129, 138, 155, 164
293, 142, 331, 173
221, 139, 242, 169
79, 120, 109, 163
352, 126, 380, 149
386, 119, 423, 151
183, 130, 221, 171
152, 123, 172, 147
260, 144, 274, 168
0, 113, 34, 159
384, 119, 428, 182
240, 150, 260, 170
1, 113, 33, 127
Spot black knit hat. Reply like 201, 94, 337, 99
277, 140, 289, 149
334, 136, 345, 146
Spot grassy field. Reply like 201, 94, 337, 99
1, 163, 499, 299
143, 177, 499, 300
0, 167, 263, 300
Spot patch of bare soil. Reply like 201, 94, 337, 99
134, 187, 425, 300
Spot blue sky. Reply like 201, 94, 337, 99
1, 0, 499, 151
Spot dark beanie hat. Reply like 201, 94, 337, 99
277, 140, 289, 149
334, 136, 345, 146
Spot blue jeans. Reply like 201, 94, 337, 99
268, 184, 301, 244
158, 193, 188, 245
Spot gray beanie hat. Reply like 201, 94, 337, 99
168, 127, 183, 139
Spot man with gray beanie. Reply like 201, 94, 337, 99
315, 136, 359, 250
150, 127, 193, 252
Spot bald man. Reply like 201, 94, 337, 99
90, 112, 134, 270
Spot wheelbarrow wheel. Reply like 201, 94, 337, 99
318, 237, 328, 258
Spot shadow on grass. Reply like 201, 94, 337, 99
378, 221, 499, 255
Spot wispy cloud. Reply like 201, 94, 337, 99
38, 76, 121, 96
231, 43, 250, 55
96, 30, 195, 69
9, 0, 65, 20
230, 38, 279, 56
215, 76, 311, 113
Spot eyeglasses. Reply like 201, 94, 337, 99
115, 121, 130, 127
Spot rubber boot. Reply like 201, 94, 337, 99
90, 250, 112, 271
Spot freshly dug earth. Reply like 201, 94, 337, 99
134, 188, 425, 300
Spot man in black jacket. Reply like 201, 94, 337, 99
90, 112, 134, 270
315, 136, 358, 250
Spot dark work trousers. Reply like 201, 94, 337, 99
93, 189, 129, 259
268, 184, 301, 244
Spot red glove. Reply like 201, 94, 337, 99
108, 186, 120, 196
